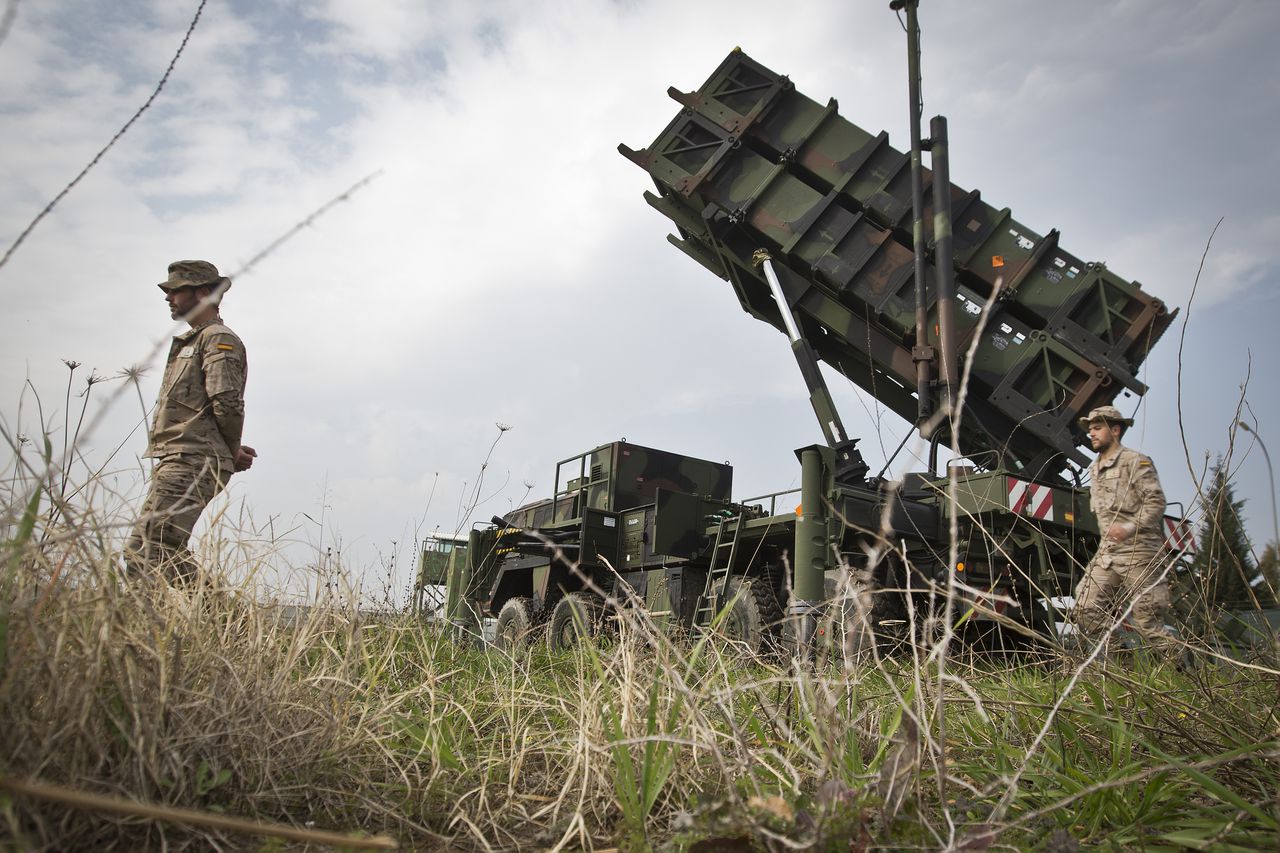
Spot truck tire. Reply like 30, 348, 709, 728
1006, 598, 1058, 656
829, 573, 907, 657
795, 574, 904, 662
965, 596, 1057, 655
722, 576, 782, 656
494, 597, 536, 651
547, 592, 602, 652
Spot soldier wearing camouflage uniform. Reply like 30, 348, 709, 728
125, 260, 256, 583
1074, 405, 1171, 650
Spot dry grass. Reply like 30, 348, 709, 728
2, 426, 1278, 850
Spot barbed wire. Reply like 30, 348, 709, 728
0, 0, 208, 275
0, 169, 386, 522
229, 171, 383, 278
0, 0, 19, 50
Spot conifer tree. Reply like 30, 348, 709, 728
1256, 541, 1279, 607
1189, 461, 1260, 611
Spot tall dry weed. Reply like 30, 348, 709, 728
2, 366, 1278, 849
3, 510, 1279, 850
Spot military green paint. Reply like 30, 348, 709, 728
621, 507, 650, 569
653, 489, 706, 559
932, 212, 952, 239
532, 565, 550, 602
622, 49, 1177, 481
553, 441, 733, 524
418, 536, 466, 587
795, 446, 827, 603
445, 532, 477, 625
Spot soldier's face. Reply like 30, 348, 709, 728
1088, 421, 1120, 452
165, 286, 200, 320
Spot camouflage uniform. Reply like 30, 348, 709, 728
1074, 429, 1170, 648
125, 262, 248, 583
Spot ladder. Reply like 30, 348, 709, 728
694, 514, 746, 628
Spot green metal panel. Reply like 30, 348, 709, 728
611, 441, 733, 510
653, 488, 707, 558
622, 48, 1177, 481
667, 50, 1172, 372
582, 506, 621, 568
620, 507, 649, 569
418, 536, 465, 586
938, 468, 1098, 538
642, 567, 674, 625
532, 564, 550, 602
554, 441, 732, 521
942, 470, 1009, 517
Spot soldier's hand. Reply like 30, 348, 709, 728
1106, 521, 1135, 542
235, 445, 258, 472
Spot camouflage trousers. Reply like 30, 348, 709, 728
124, 455, 231, 584
1074, 546, 1171, 651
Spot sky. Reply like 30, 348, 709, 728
2, 0, 1278, 603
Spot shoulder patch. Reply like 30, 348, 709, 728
216, 343, 235, 351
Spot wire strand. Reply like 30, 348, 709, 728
0, 0, 19, 50
229, 171, 383, 278
0, 0, 209, 274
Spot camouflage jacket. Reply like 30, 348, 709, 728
146, 318, 247, 467
1089, 444, 1166, 560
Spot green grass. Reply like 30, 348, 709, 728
4, 549, 1277, 850
2, 434, 1278, 850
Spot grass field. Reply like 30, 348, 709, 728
3, 489, 1278, 852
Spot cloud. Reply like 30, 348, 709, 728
304, 0, 493, 63
3, 0, 1279, 596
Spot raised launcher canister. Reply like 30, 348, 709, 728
620, 49, 1176, 483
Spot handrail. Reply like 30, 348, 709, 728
741, 486, 801, 517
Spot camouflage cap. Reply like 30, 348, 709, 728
1078, 405, 1134, 429
157, 260, 230, 292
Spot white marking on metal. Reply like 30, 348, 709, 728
1164, 517, 1196, 553
1008, 477, 1054, 521
1030, 485, 1055, 521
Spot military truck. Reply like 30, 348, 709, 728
441, 47, 1193, 655
410, 533, 469, 618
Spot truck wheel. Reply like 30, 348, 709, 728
811, 576, 851, 663
547, 592, 602, 652
722, 576, 782, 656
794, 575, 903, 661
1009, 599, 1059, 656
964, 597, 1058, 655
494, 597, 536, 651
832, 578, 907, 657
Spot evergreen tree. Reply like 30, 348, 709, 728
1257, 541, 1279, 607
1188, 461, 1260, 611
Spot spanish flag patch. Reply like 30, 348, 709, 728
215, 343, 235, 351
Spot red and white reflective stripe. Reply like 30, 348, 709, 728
1164, 516, 1196, 553
1007, 477, 1055, 521
985, 587, 1009, 615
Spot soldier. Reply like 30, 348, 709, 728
124, 260, 256, 583
1073, 405, 1171, 652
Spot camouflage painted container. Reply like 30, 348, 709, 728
549, 440, 733, 522
621, 48, 1177, 478
663, 49, 1174, 382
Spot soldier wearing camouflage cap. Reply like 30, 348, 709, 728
1073, 405, 1172, 653
124, 260, 257, 583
